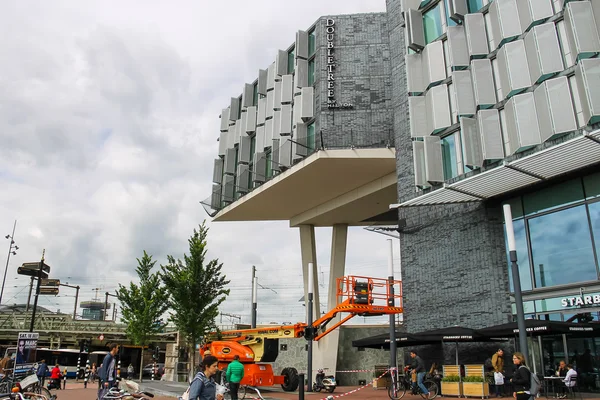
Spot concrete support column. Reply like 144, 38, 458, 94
299, 225, 320, 320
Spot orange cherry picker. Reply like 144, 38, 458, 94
200, 275, 403, 392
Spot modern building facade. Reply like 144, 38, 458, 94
204, 0, 600, 376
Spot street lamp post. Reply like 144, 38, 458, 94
0, 220, 18, 305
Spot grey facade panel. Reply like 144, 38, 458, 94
218, 131, 228, 157
517, 0, 553, 32
229, 97, 240, 120
255, 125, 266, 153
489, 0, 523, 49
245, 106, 257, 134
496, 39, 531, 99
295, 58, 308, 89
447, 26, 469, 70
406, 53, 425, 94
276, 49, 288, 76
226, 124, 236, 149
279, 138, 292, 169
239, 135, 252, 165
471, 59, 497, 108
233, 120, 241, 146
477, 109, 504, 161
575, 58, 600, 125
412, 140, 427, 187
258, 69, 268, 96
524, 23, 564, 85
257, 97, 267, 126
424, 40, 446, 88
407, 8, 425, 51
210, 184, 221, 210
280, 104, 292, 136
409, 96, 427, 138
222, 174, 234, 204
271, 110, 282, 141
424, 136, 444, 183
274, 80, 282, 110
236, 164, 250, 193
296, 30, 309, 60
266, 90, 274, 119
220, 108, 230, 132
426, 84, 451, 134
401, 0, 421, 13
564, 1, 600, 61
295, 123, 308, 157
300, 87, 314, 122
224, 147, 236, 175
504, 92, 542, 155
453, 70, 476, 117
465, 13, 489, 58
264, 118, 273, 145
271, 139, 280, 172
281, 75, 293, 104
534, 76, 577, 141
253, 152, 266, 183
213, 158, 224, 184
242, 83, 254, 108
460, 117, 482, 168
447, 0, 468, 23
267, 62, 276, 91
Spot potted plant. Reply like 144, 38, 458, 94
441, 374, 462, 397
462, 375, 489, 398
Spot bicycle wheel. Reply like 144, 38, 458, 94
388, 379, 407, 400
238, 385, 247, 400
419, 380, 439, 399
39, 386, 53, 400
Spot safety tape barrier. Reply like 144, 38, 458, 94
316, 368, 393, 400
297, 368, 386, 373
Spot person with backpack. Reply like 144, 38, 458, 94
187, 355, 224, 400
510, 352, 540, 400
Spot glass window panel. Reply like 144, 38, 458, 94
503, 197, 524, 220
584, 172, 600, 199
308, 31, 316, 57
467, 0, 485, 12
307, 122, 316, 151
441, 133, 459, 180
589, 201, 600, 263
423, 3, 444, 44
288, 49, 295, 74
444, 0, 458, 27
308, 60, 315, 86
505, 219, 533, 291
523, 178, 585, 216
529, 205, 598, 288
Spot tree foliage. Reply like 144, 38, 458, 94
161, 221, 230, 370
117, 251, 169, 346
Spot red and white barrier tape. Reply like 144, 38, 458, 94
297, 368, 379, 374
316, 368, 392, 400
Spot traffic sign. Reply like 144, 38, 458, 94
40, 278, 60, 287
17, 262, 50, 279
39, 287, 59, 295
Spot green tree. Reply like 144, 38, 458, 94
161, 221, 230, 377
117, 251, 169, 381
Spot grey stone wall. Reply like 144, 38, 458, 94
385, 0, 513, 334
314, 13, 394, 149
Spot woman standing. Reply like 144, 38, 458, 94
188, 355, 224, 400
510, 352, 531, 400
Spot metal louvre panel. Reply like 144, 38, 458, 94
465, 13, 489, 59
280, 104, 292, 136
489, 0, 523, 49
407, 8, 425, 52
242, 83, 254, 108
237, 164, 250, 193
300, 87, 314, 122
575, 59, 600, 125
233, 120, 241, 146
245, 106, 257, 133
401, 0, 421, 13
409, 96, 428, 138
470, 59, 496, 108
224, 148, 236, 175
218, 131, 228, 157
412, 141, 427, 187
213, 158, 224, 184
496, 40, 531, 99
447, 0, 468, 23
211, 184, 221, 210
460, 117, 482, 168
425, 84, 451, 134
272, 139, 281, 172
564, 1, 600, 61
295, 123, 308, 157
406, 53, 425, 94
276, 50, 288, 76
279, 138, 292, 169
534, 77, 577, 141
264, 118, 273, 145
274, 80, 282, 110
255, 125, 266, 153
524, 23, 564, 85
253, 152, 266, 183
295, 59, 308, 89
453, 70, 476, 117
257, 97, 267, 126
227, 124, 236, 149
296, 30, 309, 60
229, 97, 240, 120
453, 166, 539, 198
424, 136, 444, 183
239, 112, 247, 141
258, 69, 268, 96
423, 41, 446, 87
220, 108, 230, 131
266, 90, 274, 119
222, 174, 235, 203
447, 26, 469, 70
504, 93, 542, 155
267, 62, 276, 91
272, 110, 282, 140
593, 1, 600, 36
239, 135, 252, 164
281, 75, 293, 104
477, 109, 504, 161
517, 0, 553, 32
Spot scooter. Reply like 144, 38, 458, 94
313, 369, 336, 393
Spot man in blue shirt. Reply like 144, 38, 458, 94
36, 359, 49, 387
98, 343, 119, 400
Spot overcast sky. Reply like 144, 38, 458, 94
0, 0, 401, 327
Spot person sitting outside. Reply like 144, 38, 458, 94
561, 364, 578, 398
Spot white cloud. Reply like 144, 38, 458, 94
0, 0, 400, 325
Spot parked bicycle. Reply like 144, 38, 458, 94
388, 367, 439, 400
101, 380, 154, 400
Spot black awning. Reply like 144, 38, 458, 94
479, 320, 600, 337
352, 331, 438, 349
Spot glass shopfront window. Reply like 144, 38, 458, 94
505, 219, 533, 291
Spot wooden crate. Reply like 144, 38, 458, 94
441, 382, 463, 397
463, 382, 489, 398
464, 365, 485, 378
443, 365, 461, 376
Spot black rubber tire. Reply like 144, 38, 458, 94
280, 367, 299, 392
40, 386, 53, 400
313, 384, 321, 392
388, 380, 407, 400
419, 380, 439, 399
238, 385, 246, 400
326, 386, 335, 393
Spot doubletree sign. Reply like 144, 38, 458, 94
324, 18, 354, 110
17, 262, 50, 279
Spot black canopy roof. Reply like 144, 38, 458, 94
478, 319, 600, 337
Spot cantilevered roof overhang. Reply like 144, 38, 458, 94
212, 148, 397, 227
390, 130, 600, 209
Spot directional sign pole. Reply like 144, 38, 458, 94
29, 249, 45, 332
